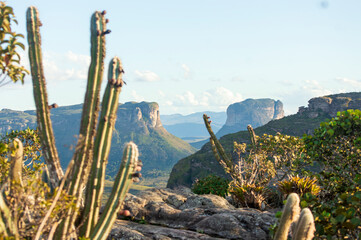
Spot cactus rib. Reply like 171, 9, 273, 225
81, 57, 125, 237
90, 142, 139, 240
26, 6, 63, 189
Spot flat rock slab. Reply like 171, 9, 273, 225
108, 220, 225, 240
109, 187, 276, 240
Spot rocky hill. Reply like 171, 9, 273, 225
189, 98, 284, 149
167, 92, 361, 188
216, 98, 284, 137
0, 102, 196, 178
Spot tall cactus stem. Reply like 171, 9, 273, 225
81, 57, 124, 237
274, 193, 301, 240
26, 6, 63, 189
203, 114, 232, 165
90, 142, 139, 240
56, 10, 108, 238
293, 208, 315, 240
247, 125, 257, 151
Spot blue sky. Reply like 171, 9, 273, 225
2, 0, 361, 115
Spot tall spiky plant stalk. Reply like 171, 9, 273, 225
57, 11, 110, 237
24, 6, 142, 239
80, 57, 125, 237
91, 142, 139, 239
26, 6, 63, 189
203, 114, 233, 169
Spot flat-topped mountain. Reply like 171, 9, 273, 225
0, 102, 196, 178
167, 92, 361, 188
216, 98, 284, 137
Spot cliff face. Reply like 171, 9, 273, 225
116, 102, 162, 135
298, 92, 361, 118
216, 98, 284, 137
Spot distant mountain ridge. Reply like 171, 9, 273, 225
167, 92, 361, 188
161, 111, 226, 140
0, 102, 196, 177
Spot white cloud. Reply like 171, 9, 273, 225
301, 80, 332, 96
335, 77, 361, 88
181, 64, 190, 78
134, 70, 160, 82
40, 51, 90, 82
173, 87, 243, 110
66, 51, 91, 66
131, 90, 145, 102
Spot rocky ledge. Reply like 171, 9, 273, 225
108, 187, 276, 240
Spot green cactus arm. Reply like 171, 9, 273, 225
80, 57, 125, 237
293, 208, 315, 240
8, 138, 23, 188
210, 138, 222, 163
274, 193, 301, 240
0, 193, 18, 239
90, 142, 140, 240
203, 114, 232, 164
247, 125, 257, 151
26, 6, 63, 189
56, 10, 108, 238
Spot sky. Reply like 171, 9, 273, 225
2, 0, 361, 116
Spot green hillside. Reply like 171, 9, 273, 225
167, 111, 330, 188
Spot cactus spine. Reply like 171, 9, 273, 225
274, 193, 315, 240
26, 6, 63, 189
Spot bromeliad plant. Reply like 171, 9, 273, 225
0, 6, 142, 239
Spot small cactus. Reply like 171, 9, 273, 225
274, 193, 315, 240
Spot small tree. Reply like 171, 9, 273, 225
0, 1, 28, 87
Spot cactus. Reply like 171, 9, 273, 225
8, 139, 23, 188
274, 193, 315, 240
90, 142, 139, 239
26, 6, 63, 189
20, 6, 142, 239
80, 57, 125, 237
274, 193, 301, 240
293, 208, 315, 240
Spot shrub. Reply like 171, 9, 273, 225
303, 110, 361, 239
192, 174, 230, 198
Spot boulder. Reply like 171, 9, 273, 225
109, 187, 276, 240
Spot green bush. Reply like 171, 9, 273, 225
191, 174, 230, 198
303, 110, 361, 239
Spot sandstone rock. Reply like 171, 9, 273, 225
112, 187, 276, 240
216, 98, 284, 137
298, 92, 361, 118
